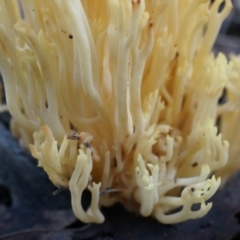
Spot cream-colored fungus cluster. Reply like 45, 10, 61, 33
216, 55, 240, 184
0, 0, 239, 224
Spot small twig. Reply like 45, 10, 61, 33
52, 186, 67, 196
100, 188, 122, 197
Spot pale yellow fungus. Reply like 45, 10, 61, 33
0, 0, 238, 224
216, 55, 240, 184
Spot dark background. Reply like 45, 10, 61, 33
1, 1, 240, 239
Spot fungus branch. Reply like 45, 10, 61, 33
0, 0, 238, 225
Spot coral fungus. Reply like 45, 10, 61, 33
0, 0, 239, 224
